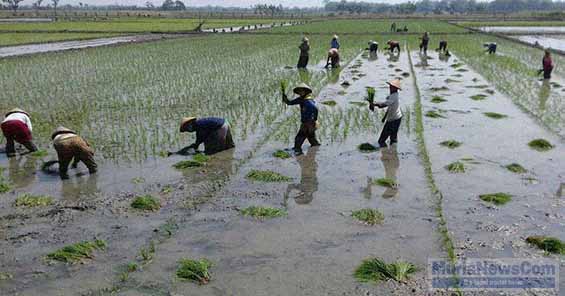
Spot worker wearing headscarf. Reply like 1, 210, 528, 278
1, 108, 38, 157
386, 40, 401, 54
51, 126, 97, 180
542, 49, 554, 80
178, 117, 235, 155
282, 83, 320, 155
369, 79, 403, 148
297, 36, 310, 69
325, 48, 340, 68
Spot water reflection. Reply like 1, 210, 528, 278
538, 80, 551, 113
326, 67, 342, 85
298, 68, 312, 85
61, 174, 99, 200
387, 52, 400, 63
8, 156, 37, 188
438, 52, 451, 62
284, 146, 319, 205
380, 146, 399, 199
368, 52, 378, 61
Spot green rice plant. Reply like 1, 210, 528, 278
240, 206, 286, 219
351, 208, 384, 225
484, 112, 507, 119
425, 110, 446, 119
0, 272, 12, 280
176, 258, 212, 285
46, 239, 107, 263
450, 62, 465, 68
131, 177, 145, 184
349, 101, 367, 107
456, 68, 468, 72
273, 150, 291, 159
365, 87, 376, 104
131, 195, 161, 211
525, 236, 565, 254
127, 262, 138, 272
528, 139, 554, 152
505, 163, 526, 174
430, 96, 447, 103
439, 140, 462, 149
246, 170, 292, 182
192, 154, 209, 163
139, 242, 155, 263
13, 194, 53, 207
429, 86, 449, 92
373, 178, 398, 188
470, 94, 487, 101
485, 89, 495, 95
479, 192, 512, 205
0, 182, 11, 194
30, 150, 48, 158
358, 143, 378, 152
321, 100, 337, 106
445, 161, 465, 173
354, 258, 418, 283
173, 154, 209, 169
280, 80, 288, 94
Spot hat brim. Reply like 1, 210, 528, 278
51, 130, 77, 140
293, 87, 312, 95
387, 82, 402, 90
5, 110, 30, 117
180, 118, 197, 132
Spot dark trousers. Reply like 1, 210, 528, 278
544, 69, 552, 79
294, 121, 320, 152
439, 42, 447, 52
297, 56, 309, 68
389, 44, 400, 53
378, 118, 402, 147
54, 136, 97, 179
5, 139, 37, 156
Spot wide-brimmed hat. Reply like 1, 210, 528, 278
333, 35, 339, 40
387, 79, 402, 90
293, 83, 313, 95
51, 126, 77, 140
302, 36, 309, 42
545, 48, 551, 54
180, 117, 197, 132
5, 108, 29, 117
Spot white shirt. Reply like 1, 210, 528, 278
380, 92, 402, 122
2, 113, 32, 131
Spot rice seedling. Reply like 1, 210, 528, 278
439, 140, 462, 149
470, 94, 487, 101
131, 195, 161, 211
176, 258, 212, 285
273, 150, 291, 159
528, 139, 554, 152
483, 112, 507, 119
430, 96, 447, 103
354, 258, 418, 283
365, 87, 376, 104
351, 208, 384, 225
456, 68, 468, 72
240, 206, 287, 219
425, 110, 446, 119
429, 86, 449, 92
479, 192, 512, 205
173, 154, 209, 169
30, 150, 48, 158
445, 161, 465, 173
358, 143, 378, 152
0, 272, 12, 281
139, 242, 156, 263
505, 163, 526, 174
127, 262, 138, 272
46, 239, 107, 263
280, 80, 288, 94
525, 236, 565, 254
349, 101, 367, 107
0, 182, 11, 194
131, 177, 145, 184
321, 100, 337, 106
246, 170, 292, 182
13, 194, 53, 207
450, 62, 465, 68
444, 78, 461, 84
373, 178, 398, 188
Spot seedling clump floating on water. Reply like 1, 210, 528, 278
505, 163, 526, 174
351, 208, 384, 225
354, 258, 418, 283
14, 194, 53, 207
173, 154, 209, 169
131, 195, 161, 211
431, 96, 447, 103
484, 112, 507, 119
0, 182, 11, 194
425, 110, 445, 119
176, 258, 212, 285
439, 140, 461, 149
528, 139, 554, 152
273, 150, 291, 159
373, 178, 398, 188
525, 236, 565, 254
47, 239, 107, 263
358, 143, 378, 152
349, 101, 367, 107
479, 192, 512, 205
246, 170, 292, 182
450, 62, 464, 68
445, 161, 465, 173
240, 206, 286, 219
430, 86, 449, 92
30, 150, 48, 158
321, 100, 337, 106
470, 94, 487, 101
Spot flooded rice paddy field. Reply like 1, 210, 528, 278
0, 22, 564, 295
515, 35, 565, 53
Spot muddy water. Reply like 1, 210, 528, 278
0, 51, 446, 295
514, 35, 565, 52
479, 26, 565, 34
411, 51, 565, 293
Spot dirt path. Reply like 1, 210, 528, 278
410, 50, 565, 294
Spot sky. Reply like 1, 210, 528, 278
44, 0, 410, 8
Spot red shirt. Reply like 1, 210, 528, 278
543, 56, 553, 71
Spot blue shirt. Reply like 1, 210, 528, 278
286, 97, 318, 123
194, 117, 225, 144
331, 39, 340, 49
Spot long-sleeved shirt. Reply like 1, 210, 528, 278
2, 112, 32, 131
299, 42, 310, 57
543, 56, 554, 71
379, 92, 402, 122
330, 39, 340, 49
285, 96, 318, 123
193, 117, 225, 145
53, 133, 78, 145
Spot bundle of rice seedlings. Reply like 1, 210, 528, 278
528, 139, 554, 152
365, 87, 376, 104
322, 100, 337, 106
351, 208, 384, 225
0, 182, 11, 194
354, 258, 418, 283
431, 96, 447, 103
425, 110, 446, 118
131, 195, 161, 211
505, 163, 526, 174
349, 101, 367, 107
373, 178, 398, 188
47, 239, 107, 263
240, 206, 287, 219
479, 192, 512, 205
439, 140, 461, 149
526, 236, 565, 254
173, 154, 209, 169
358, 143, 378, 152
470, 94, 487, 101
273, 150, 291, 159
176, 258, 212, 285
445, 161, 465, 173
483, 112, 507, 119
280, 80, 288, 93
30, 150, 48, 158
429, 86, 449, 92
450, 62, 464, 68
246, 170, 292, 182
13, 194, 53, 207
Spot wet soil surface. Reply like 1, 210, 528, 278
515, 35, 565, 52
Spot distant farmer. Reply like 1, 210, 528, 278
403, 25, 408, 32
297, 37, 310, 69
1, 108, 38, 157
438, 40, 448, 53
51, 126, 97, 180
541, 49, 554, 80
330, 35, 340, 50
282, 83, 320, 155
368, 40, 379, 54
386, 40, 401, 54
325, 48, 340, 68
390, 22, 397, 32
420, 32, 430, 55
369, 79, 403, 148
177, 117, 235, 155
484, 42, 497, 54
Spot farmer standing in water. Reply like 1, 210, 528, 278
1, 108, 38, 157
541, 49, 554, 80
176, 117, 235, 155
420, 32, 430, 55
282, 83, 320, 155
297, 37, 310, 69
51, 126, 97, 180
369, 79, 403, 148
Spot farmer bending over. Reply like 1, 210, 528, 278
325, 48, 340, 68
282, 83, 320, 155
368, 40, 379, 54
386, 40, 401, 54
484, 42, 497, 54
177, 117, 235, 155
541, 49, 554, 80
438, 40, 448, 53
51, 126, 97, 180
1, 108, 38, 157
297, 37, 310, 69
369, 79, 403, 148
330, 35, 340, 50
